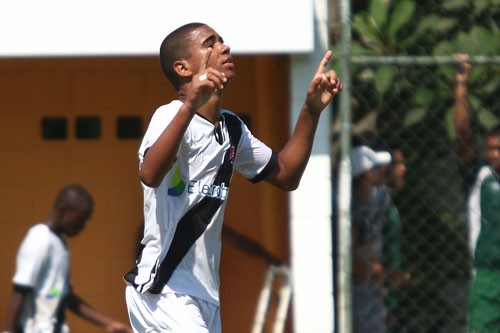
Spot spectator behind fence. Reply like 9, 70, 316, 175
453, 53, 500, 333
382, 146, 411, 333
123, 22, 342, 333
350, 145, 392, 333
2, 184, 132, 333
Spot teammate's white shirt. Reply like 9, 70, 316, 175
467, 165, 497, 258
13, 223, 71, 333
125, 100, 274, 305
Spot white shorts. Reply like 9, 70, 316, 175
125, 285, 221, 333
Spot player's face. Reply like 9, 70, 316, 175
387, 150, 407, 191
486, 135, 500, 174
60, 204, 92, 237
188, 25, 235, 83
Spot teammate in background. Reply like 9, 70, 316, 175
123, 22, 342, 332
382, 146, 411, 332
350, 145, 392, 333
453, 54, 500, 333
2, 184, 132, 333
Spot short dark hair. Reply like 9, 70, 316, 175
159, 22, 206, 90
54, 184, 94, 213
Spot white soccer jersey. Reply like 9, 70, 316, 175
13, 224, 71, 333
125, 100, 275, 305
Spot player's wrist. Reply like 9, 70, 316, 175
179, 100, 200, 116
303, 105, 321, 118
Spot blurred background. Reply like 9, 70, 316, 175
0, 55, 292, 332
331, 0, 500, 332
0, 0, 499, 332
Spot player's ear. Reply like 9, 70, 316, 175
174, 60, 193, 78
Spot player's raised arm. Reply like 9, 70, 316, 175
264, 50, 343, 191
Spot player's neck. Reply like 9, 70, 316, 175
197, 103, 222, 124
44, 219, 62, 237
178, 92, 222, 125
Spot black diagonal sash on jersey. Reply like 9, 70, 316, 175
146, 113, 242, 294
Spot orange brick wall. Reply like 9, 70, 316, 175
0, 55, 290, 332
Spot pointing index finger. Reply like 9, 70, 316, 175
316, 50, 333, 75
201, 47, 212, 73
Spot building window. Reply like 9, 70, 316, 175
41, 116, 67, 140
76, 116, 101, 139
117, 116, 142, 139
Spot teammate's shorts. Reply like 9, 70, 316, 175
125, 285, 221, 333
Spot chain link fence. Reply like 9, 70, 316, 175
332, 0, 500, 332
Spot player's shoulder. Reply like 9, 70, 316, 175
221, 109, 246, 129
221, 109, 237, 117
476, 165, 495, 181
144, 100, 183, 136
27, 223, 51, 237
158, 100, 183, 111
480, 166, 500, 186
153, 100, 183, 119
21, 224, 53, 248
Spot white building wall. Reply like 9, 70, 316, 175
0, 0, 314, 57
290, 0, 334, 331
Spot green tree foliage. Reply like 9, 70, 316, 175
348, 0, 500, 134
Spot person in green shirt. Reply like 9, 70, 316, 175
454, 54, 500, 333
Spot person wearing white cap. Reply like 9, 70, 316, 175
351, 145, 392, 178
350, 145, 392, 333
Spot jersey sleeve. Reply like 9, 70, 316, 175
13, 226, 52, 288
234, 120, 275, 182
138, 101, 183, 167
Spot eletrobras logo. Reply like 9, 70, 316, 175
167, 165, 229, 200
187, 180, 229, 200
168, 165, 186, 196
47, 286, 63, 299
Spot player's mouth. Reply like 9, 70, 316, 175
222, 56, 234, 69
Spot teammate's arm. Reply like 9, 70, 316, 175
67, 292, 132, 333
453, 54, 476, 166
2, 287, 28, 332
